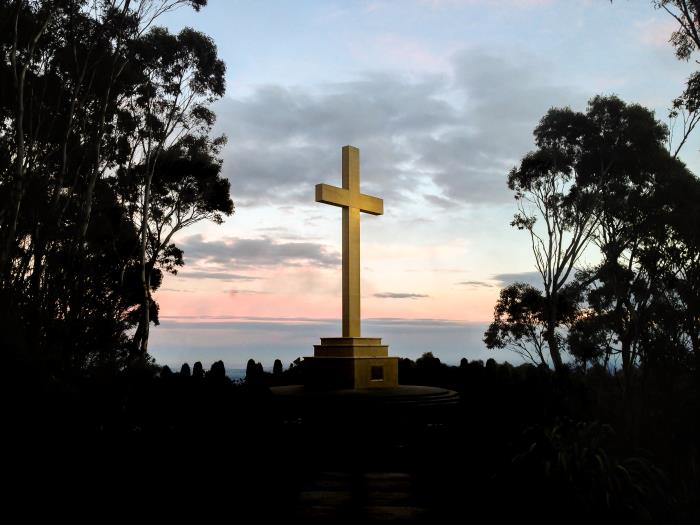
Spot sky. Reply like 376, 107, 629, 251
149, 0, 700, 370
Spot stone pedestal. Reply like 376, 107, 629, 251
304, 337, 399, 390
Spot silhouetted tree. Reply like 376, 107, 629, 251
653, 168, 700, 369
580, 97, 687, 374
567, 316, 609, 371
415, 352, 444, 384
398, 357, 416, 384
504, 95, 697, 372
0, 0, 226, 373
192, 361, 204, 380
507, 107, 599, 370
246, 358, 258, 382
208, 360, 226, 381
485, 283, 549, 366
273, 359, 283, 376
556, 97, 699, 374
117, 26, 232, 357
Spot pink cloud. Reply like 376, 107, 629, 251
636, 17, 676, 48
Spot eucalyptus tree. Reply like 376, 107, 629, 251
484, 283, 551, 367
500, 95, 695, 372
113, 26, 230, 357
576, 97, 680, 374
645, 164, 700, 369
507, 104, 600, 371
0, 0, 227, 372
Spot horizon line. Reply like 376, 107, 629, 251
158, 314, 488, 325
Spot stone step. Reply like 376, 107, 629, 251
295, 471, 428, 523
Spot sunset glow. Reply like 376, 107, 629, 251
149, 0, 700, 368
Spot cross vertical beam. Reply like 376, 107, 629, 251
315, 145, 383, 338
343, 146, 361, 337
342, 206, 360, 337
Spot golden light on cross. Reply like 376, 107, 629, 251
316, 145, 383, 338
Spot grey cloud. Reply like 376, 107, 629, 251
226, 289, 270, 296
492, 271, 542, 288
214, 77, 454, 206
374, 292, 429, 299
414, 51, 581, 206
213, 50, 582, 208
457, 280, 493, 287
160, 314, 338, 324
179, 234, 340, 268
424, 194, 460, 208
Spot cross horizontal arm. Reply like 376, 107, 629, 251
358, 194, 383, 215
316, 183, 383, 215
316, 183, 350, 208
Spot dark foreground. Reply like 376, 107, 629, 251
6, 359, 699, 524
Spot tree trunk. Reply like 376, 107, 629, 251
0, 9, 49, 279
0, 68, 27, 280
136, 157, 156, 357
620, 337, 632, 375
546, 292, 564, 371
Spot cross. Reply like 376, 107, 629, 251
316, 146, 383, 338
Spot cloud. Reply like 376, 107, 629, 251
492, 271, 542, 288
457, 280, 493, 287
175, 271, 260, 281
226, 289, 270, 296
424, 194, 460, 208
213, 49, 581, 209
374, 292, 429, 299
160, 314, 467, 327
179, 234, 340, 268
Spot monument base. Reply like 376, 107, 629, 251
304, 337, 398, 389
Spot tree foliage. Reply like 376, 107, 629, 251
652, 0, 700, 156
0, 0, 233, 374
490, 95, 699, 375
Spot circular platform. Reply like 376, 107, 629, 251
271, 384, 459, 409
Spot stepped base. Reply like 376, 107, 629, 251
305, 337, 398, 389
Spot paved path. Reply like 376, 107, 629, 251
295, 471, 429, 523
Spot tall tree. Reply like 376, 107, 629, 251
578, 97, 678, 374
507, 105, 599, 370
0, 0, 227, 373
503, 95, 693, 372
113, 26, 230, 357
645, 165, 700, 369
